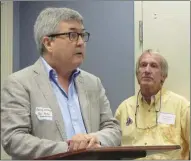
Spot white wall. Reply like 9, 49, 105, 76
1, 1, 13, 87
135, 1, 190, 101
1, 1, 13, 160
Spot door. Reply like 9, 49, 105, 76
135, 1, 190, 100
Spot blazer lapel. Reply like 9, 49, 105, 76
32, 59, 67, 140
75, 74, 91, 133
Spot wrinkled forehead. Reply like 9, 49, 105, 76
139, 53, 161, 65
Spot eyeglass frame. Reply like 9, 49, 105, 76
47, 32, 90, 42
134, 90, 162, 130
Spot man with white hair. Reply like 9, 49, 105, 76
1, 7, 121, 159
115, 49, 190, 159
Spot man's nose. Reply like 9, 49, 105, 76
77, 36, 85, 46
145, 65, 151, 73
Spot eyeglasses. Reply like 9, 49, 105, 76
48, 32, 90, 42
135, 90, 162, 130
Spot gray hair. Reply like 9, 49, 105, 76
136, 49, 168, 78
34, 7, 83, 55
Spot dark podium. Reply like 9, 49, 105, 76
35, 145, 180, 160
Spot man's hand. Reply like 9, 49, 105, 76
85, 134, 100, 148
86, 143, 101, 149
67, 134, 101, 151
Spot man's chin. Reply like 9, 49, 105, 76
75, 55, 84, 62
140, 81, 153, 87
72, 61, 83, 69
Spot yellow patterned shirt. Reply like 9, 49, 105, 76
115, 88, 190, 160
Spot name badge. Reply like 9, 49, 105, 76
158, 112, 175, 125
35, 107, 53, 121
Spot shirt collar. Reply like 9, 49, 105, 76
137, 88, 166, 110
40, 56, 80, 81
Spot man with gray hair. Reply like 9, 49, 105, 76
115, 49, 190, 159
1, 7, 121, 159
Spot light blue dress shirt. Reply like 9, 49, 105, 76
41, 57, 87, 139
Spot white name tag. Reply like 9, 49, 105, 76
35, 107, 53, 121
158, 112, 176, 125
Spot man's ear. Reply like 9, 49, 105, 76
161, 75, 167, 84
42, 36, 53, 53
